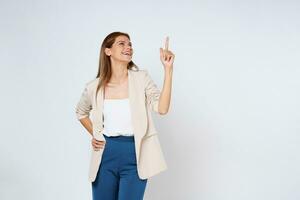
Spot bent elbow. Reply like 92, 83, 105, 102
158, 109, 168, 115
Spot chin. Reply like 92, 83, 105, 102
115, 56, 132, 64
120, 59, 132, 63
121, 59, 132, 63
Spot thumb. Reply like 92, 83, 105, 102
160, 48, 164, 58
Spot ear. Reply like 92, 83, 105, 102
105, 48, 111, 56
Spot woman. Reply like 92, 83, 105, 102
75, 31, 174, 200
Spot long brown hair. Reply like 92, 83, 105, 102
95, 31, 139, 101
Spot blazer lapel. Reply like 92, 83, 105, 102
128, 69, 147, 139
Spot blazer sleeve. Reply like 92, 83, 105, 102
75, 84, 92, 120
143, 70, 161, 113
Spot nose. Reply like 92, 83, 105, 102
125, 45, 132, 51
124, 43, 132, 49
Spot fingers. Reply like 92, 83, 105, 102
169, 53, 175, 63
160, 47, 174, 62
91, 138, 106, 151
164, 36, 169, 51
160, 36, 175, 64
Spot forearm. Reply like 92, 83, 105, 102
158, 69, 173, 114
79, 117, 93, 137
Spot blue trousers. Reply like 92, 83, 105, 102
92, 134, 148, 200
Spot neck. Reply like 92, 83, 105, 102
110, 60, 128, 84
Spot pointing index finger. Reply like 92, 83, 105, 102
164, 36, 169, 51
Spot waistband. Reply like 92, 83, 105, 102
103, 134, 135, 142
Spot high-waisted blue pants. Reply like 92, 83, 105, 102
92, 134, 148, 200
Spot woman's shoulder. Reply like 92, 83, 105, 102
84, 77, 100, 90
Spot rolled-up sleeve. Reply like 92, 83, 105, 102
144, 70, 161, 113
75, 85, 92, 120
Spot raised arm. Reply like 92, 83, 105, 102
158, 36, 175, 114
144, 36, 175, 115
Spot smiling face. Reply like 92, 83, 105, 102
105, 35, 133, 64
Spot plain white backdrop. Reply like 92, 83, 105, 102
1, 0, 299, 199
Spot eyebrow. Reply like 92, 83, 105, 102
117, 40, 132, 44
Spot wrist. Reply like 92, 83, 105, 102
164, 68, 173, 76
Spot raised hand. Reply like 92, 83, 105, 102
160, 36, 175, 71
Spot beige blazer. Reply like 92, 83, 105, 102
75, 68, 168, 182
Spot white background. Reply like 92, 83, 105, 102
0, 0, 299, 199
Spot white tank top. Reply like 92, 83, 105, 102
102, 98, 134, 137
